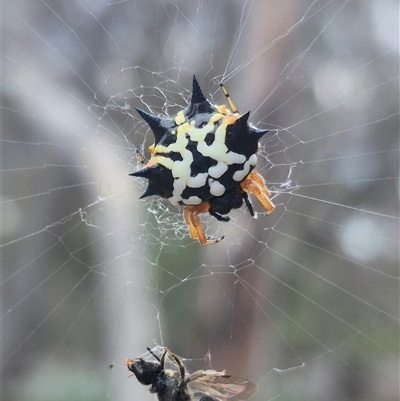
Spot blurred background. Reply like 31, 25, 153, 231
2, 1, 399, 400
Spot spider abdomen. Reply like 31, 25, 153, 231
131, 76, 265, 207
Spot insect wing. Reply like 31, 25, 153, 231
189, 373, 257, 401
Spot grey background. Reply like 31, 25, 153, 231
2, 1, 399, 401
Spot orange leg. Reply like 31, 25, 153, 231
241, 171, 275, 214
183, 202, 225, 245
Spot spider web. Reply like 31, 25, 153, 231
1, 1, 399, 401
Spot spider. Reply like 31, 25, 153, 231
126, 347, 257, 401
130, 76, 275, 245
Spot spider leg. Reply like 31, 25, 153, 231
220, 82, 239, 113
242, 192, 255, 216
209, 209, 230, 222
240, 171, 275, 214
135, 149, 147, 165
183, 203, 225, 245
